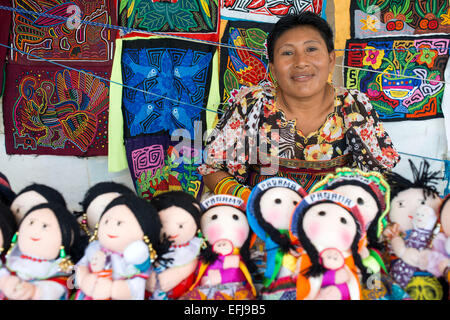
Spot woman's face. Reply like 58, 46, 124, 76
269, 25, 335, 100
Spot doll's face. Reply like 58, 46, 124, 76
332, 185, 378, 231
158, 206, 197, 246
10, 191, 48, 224
302, 203, 357, 253
18, 208, 62, 260
212, 239, 234, 256
440, 200, 450, 237
98, 205, 144, 253
201, 206, 249, 249
320, 247, 344, 270
90, 250, 107, 273
390, 188, 441, 232
259, 188, 302, 230
86, 192, 121, 231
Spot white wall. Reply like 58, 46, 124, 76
0, 99, 135, 212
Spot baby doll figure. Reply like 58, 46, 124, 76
383, 160, 443, 299
74, 193, 171, 300
290, 191, 370, 300
388, 205, 438, 289
0, 202, 17, 266
77, 181, 135, 237
10, 183, 67, 224
180, 195, 257, 300
246, 177, 307, 300
0, 202, 85, 300
317, 248, 352, 300
148, 191, 204, 300
310, 168, 390, 275
0, 172, 16, 206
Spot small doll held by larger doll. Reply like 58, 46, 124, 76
76, 181, 135, 237
246, 177, 307, 300
383, 160, 443, 300
290, 191, 370, 300
0, 202, 86, 300
147, 191, 204, 300
10, 183, 67, 224
74, 193, 171, 300
180, 195, 257, 300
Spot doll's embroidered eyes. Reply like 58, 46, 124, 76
42, 223, 48, 229
117, 221, 122, 226
357, 197, 364, 205
179, 224, 183, 229
340, 217, 347, 224
29, 220, 35, 225
275, 198, 282, 204
211, 214, 218, 220
420, 200, 426, 205
318, 211, 326, 216
232, 214, 239, 220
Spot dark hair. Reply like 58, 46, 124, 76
252, 189, 296, 253
326, 181, 384, 251
101, 194, 172, 266
16, 184, 67, 208
21, 202, 88, 263
385, 160, 441, 201
0, 172, 16, 206
79, 181, 135, 213
267, 11, 334, 62
151, 191, 202, 231
0, 202, 17, 253
295, 200, 370, 283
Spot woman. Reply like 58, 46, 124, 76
198, 12, 400, 200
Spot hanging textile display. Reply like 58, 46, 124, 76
344, 35, 449, 121
118, 0, 220, 42
9, 0, 116, 64
0, 0, 11, 96
124, 134, 204, 201
219, 19, 273, 111
350, 0, 450, 39
221, 0, 325, 22
3, 63, 110, 156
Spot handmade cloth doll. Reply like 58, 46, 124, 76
0, 202, 86, 300
0, 202, 17, 266
180, 195, 257, 300
383, 160, 443, 300
76, 181, 135, 237
419, 194, 450, 296
148, 191, 204, 300
290, 190, 369, 300
74, 193, 171, 300
0, 172, 16, 206
310, 167, 390, 274
246, 177, 307, 300
10, 183, 67, 224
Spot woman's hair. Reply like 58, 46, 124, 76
252, 189, 296, 253
22, 202, 88, 263
101, 194, 172, 266
295, 200, 370, 283
150, 191, 202, 231
266, 11, 334, 62
0, 202, 17, 253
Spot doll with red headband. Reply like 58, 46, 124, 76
180, 195, 257, 300
290, 190, 369, 300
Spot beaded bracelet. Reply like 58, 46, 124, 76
214, 176, 239, 195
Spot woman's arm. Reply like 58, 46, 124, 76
202, 171, 232, 194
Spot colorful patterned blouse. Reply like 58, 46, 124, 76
198, 84, 400, 191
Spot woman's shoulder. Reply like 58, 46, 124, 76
335, 86, 375, 119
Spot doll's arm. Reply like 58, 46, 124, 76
27, 280, 66, 300
391, 236, 421, 268
112, 277, 146, 300
156, 258, 198, 293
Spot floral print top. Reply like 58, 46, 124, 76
198, 84, 400, 184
